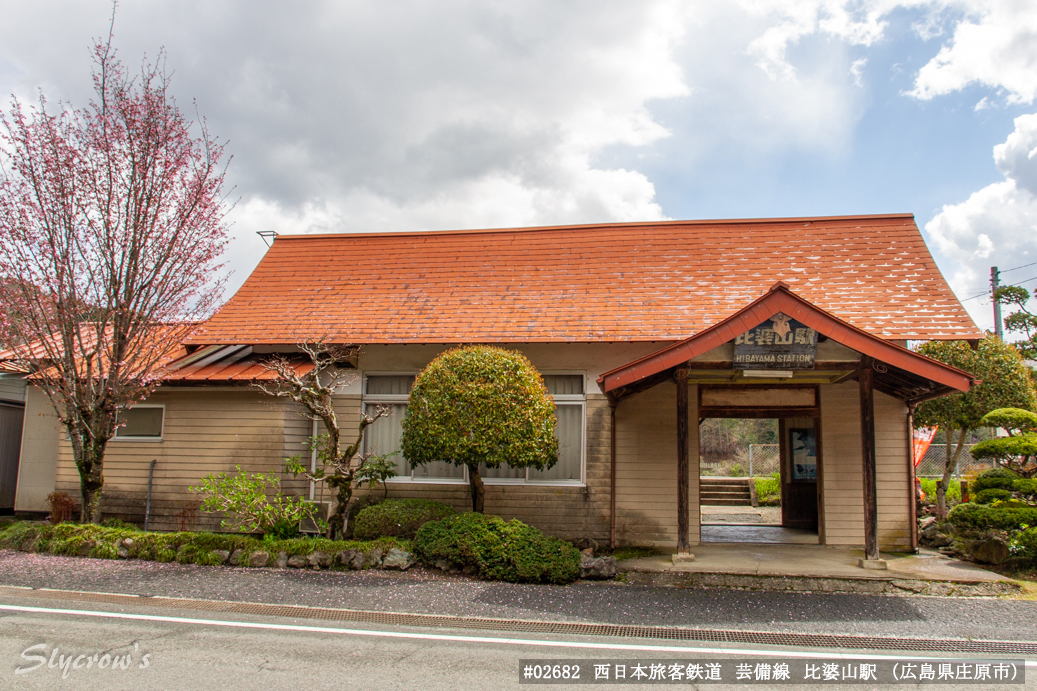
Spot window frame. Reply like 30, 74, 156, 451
362, 371, 587, 487
363, 372, 467, 485
483, 372, 586, 486
111, 404, 165, 442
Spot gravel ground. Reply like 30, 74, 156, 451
2, 549, 1036, 642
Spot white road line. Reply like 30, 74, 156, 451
0, 603, 1033, 666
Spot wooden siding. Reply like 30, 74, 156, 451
819, 382, 910, 550
54, 389, 290, 531
0, 376, 26, 404
613, 382, 698, 548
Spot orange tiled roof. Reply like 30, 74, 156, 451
188, 214, 981, 345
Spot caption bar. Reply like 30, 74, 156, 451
518, 658, 1025, 684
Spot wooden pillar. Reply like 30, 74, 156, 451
907, 403, 918, 553
675, 367, 690, 555
609, 399, 617, 550
859, 357, 880, 562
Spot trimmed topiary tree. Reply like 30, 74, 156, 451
970, 408, 1037, 478
401, 346, 558, 512
914, 336, 1037, 517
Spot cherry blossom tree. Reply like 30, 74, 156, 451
0, 33, 230, 523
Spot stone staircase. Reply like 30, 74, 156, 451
700, 477, 753, 506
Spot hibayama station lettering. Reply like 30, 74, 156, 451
733, 313, 818, 370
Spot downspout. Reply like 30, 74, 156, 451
907, 402, 918, 553
609, 398, 617, 551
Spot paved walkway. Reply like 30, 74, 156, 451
619, 544, 1009, 583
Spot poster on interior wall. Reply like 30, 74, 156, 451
789, 428, 817, 481
732, 312, 818, 370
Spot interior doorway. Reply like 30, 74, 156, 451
699, 416, 819, 544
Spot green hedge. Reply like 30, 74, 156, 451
0, 521, 407, 566
414, 512, 580, 584
947, 502, 1037, 532
971, 468, 1019, 493
353, 499, 456, 540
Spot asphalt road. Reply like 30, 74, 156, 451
2, 550, 1037, 643
1, 596, 1034, 691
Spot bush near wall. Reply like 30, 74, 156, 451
414, 512, 581, 584
0, 521, 407, 567
353, 499, 456, 540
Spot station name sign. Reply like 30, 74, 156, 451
732, 312, 818, 370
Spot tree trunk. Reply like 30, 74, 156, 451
936, 427, 967, 520
70, 425, 107, 524
326, 480, 353, 540
467, 464, 485, 513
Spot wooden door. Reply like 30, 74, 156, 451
780, 418, 819, 530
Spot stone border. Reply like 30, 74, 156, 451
621, 570, 1021, 597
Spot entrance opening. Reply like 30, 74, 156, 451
699, 417, 819, 544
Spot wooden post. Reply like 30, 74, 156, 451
609, 399, 617, 550
675, 368, 691, 556
907, 403, 918, 553
858, 357, 882, 565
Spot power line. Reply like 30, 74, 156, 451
999, 261, 1037, 275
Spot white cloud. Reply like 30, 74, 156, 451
926, 113, 1037, 328
909, 0, 1037, 104
739, 0, 899, 81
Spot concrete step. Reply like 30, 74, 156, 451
700, 492, 751, 501
701, 498, 754, 506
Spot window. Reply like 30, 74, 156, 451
113, 405, 164, 440
481, 374, 585, 484
363, 375, 464, 482
363, 372, 585, 485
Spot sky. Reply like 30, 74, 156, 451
1, 1, 1036, 333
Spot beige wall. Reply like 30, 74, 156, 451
819, 382, 910, 550
54, 388, 291, 531
613, 382, 698, 548
14, 386, 59, 512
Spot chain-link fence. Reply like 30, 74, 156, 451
703, 443, 997, 479
915, 444, 998, 478
700, 444, 780, 477
745, 444, 780, 477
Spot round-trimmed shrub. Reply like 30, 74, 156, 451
947, 502, 1037, 532
971, 468, 1019, 493
414, 512, 581, 584
353, 499, 456, 540
1013, 478, 1037, 500
974, 488, 1012, 505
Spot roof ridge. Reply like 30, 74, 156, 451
270, 213, 916, 243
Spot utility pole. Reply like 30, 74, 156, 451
991, 266, 1003, 340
